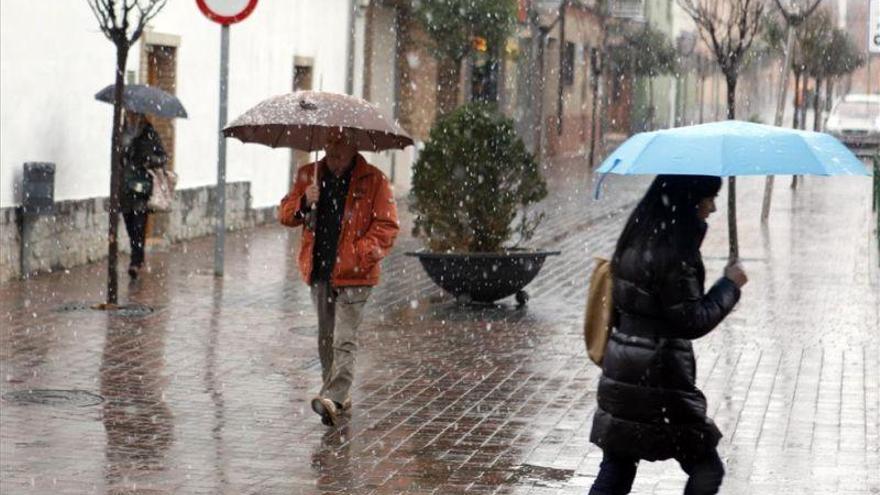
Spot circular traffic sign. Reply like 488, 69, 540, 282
196, 0, 258, 25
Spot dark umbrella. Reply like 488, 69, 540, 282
95, 84, 188, 119
222, 90, 413, 151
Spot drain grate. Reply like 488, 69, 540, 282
55, 302, 92, 312
54, 302, 155, 318
112, 304, 155, 318
2, 389, 104, 407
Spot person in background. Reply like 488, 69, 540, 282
120, 111, 167, 279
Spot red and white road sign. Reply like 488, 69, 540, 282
196, 0, 258, 25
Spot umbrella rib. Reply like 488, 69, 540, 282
625, 133, 661, 174
367, 130, 378, 152
272, 125, 285, 148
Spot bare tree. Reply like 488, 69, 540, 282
694, 53, 714, 124
678, 0, 764, 261
798, 8, 835, 132
760, 0, 821, 219
87, 0, 167, 307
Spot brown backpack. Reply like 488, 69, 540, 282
584, 257, 614, 366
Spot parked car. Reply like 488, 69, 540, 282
825, 94, 880, 153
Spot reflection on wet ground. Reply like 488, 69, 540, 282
1, 170, 877, 494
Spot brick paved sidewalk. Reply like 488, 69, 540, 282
1, 168, 877, 494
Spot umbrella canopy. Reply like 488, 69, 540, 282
95, 84, 188, 119
223, 90, 413, 151
597, 120, 868, 177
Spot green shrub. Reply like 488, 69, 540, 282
409, 103, 547, 252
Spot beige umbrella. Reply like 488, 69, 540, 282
224, 90, 413, 231
222, 90, 413, 151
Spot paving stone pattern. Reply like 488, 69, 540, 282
1, 166, 878, 494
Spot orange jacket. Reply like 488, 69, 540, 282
279, 154, 399, 287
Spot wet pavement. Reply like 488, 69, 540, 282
1, 164, 878, 494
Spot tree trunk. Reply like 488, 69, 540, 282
107, 44, 129, 306
680, 72, 688, 126
825, 78, 834, 112
698, 75, 705, 124
713, 73, 720, 120
798, 80, 808, 130
725, 72, 739, 262
437, 56, 462, 117
588, 50, 601, 168
792, 71, 801, 128
813, 77, 822, 132
762, 25, 795, 223
793, 75, 809, 190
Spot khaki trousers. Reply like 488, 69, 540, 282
310, 281, 371, 405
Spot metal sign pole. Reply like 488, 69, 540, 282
871, 0, 880, 92
214, 23, 229, 276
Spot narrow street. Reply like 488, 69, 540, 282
1, 167, 877, 494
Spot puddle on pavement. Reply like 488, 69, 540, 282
511, 463, 575, 488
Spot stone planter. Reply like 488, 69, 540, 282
406, 250, 561, 305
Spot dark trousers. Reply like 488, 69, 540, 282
122, 211, 148, 267
589, 449, 725, 495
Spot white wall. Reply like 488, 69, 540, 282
0, 0, 352, 209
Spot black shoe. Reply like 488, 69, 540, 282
128, 266, 138, 279
311, 396, 340, 426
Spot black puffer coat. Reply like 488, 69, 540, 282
590, 235, 740, 461
120, 123, 167, 214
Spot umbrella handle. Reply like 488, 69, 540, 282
593, 159, 621, 200
311, 150, 319, 211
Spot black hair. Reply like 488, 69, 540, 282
612, 174, 722, 273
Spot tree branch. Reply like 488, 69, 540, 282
120, 0, 133, 39
86, 0, 113, 40
104, 0, 119, 31
130, 0, 168, 43
677, 0, 762, 78
774, 0, 822, 25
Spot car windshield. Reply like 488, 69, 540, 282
834, 101, 880, 120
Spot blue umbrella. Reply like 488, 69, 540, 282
594, 120, 869, 260
597, 120, 868, 177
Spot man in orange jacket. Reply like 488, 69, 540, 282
279, 127, 399, 426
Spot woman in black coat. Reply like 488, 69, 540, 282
120, 111, 167, 279
589, 175, 748, 495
